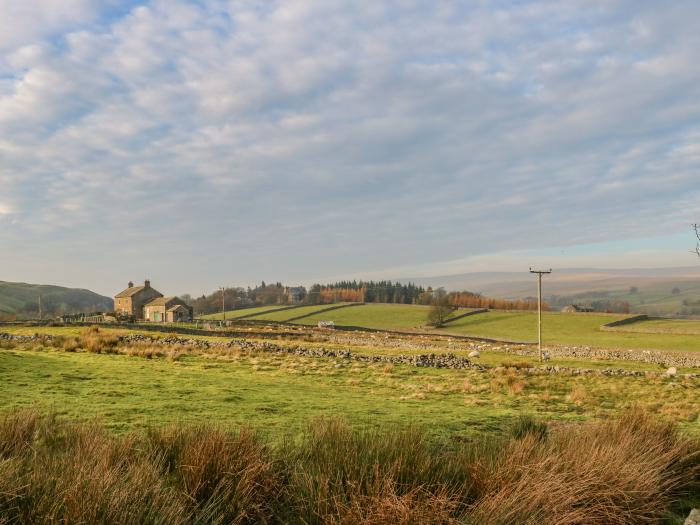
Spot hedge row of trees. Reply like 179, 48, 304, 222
447, 291, 543, 311
184, 280, 552, 315
307, 281, 427, 305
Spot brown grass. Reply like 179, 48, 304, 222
0, 410, 697, 524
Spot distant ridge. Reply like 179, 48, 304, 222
398, 266, 700, 295
0, 281, 113, 319
396, 266, 700, 316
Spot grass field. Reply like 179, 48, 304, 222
291, 304, 700, 352
2, 325, 700, 522
252, 303, 354, 322
1, 323, 695, 373
296, 303, 436, 330
437, 311, 700, 352
612, 318, 700, 336
198, 305, 296, 320
1, 340, 699, 436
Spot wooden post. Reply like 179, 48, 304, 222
529, 268, 552, 361
220, 287, 226, 324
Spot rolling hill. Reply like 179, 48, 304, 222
401, 267, 700, 316
0, 281, 113, 319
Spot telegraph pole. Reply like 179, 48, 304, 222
529, 268, 552, 361
38, 294, 42, 320
220, 287, 226, 324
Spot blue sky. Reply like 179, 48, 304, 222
0, 0, 699, 296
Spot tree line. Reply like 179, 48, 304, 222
182, 279, 552, 316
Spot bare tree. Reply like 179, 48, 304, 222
427, 287, 455, 327
695, 224, 700, 259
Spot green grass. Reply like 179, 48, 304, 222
1, 345, 699, 436
295, 303, 436, 330
2, 323, 691, 373
613, 318, 700, 336
253, 304, 353, 322
199, 305, 295, 320
292, 304, 700, 352
437, 311, 700, 352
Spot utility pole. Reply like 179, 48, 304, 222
38, 294, 42, 320
220, 287, 226, 324
529, 268, 552, 361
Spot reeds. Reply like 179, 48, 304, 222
0, 410, 698, 524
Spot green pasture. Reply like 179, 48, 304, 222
296, 303, 436, 330
0, 324, 692, 373
252, 303, 354, 322
437, 311, 700, 352
292, 304, 700, 352
199, 305, 294, 320
612, 317, 700, 336
1, 346, 699, 436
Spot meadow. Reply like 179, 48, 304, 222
199, 305, 299, 320
289, 303, 700, 352
1, 327, 700, 435
1, 324, 700, 523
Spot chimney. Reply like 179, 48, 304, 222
144, 279, 151, 288
128, 281, 134, 288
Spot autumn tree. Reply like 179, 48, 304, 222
427, 288, 455, 327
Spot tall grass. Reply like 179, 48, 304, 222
0, 410, 698, 524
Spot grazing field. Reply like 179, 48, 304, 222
292, 304, 700, 352
198, 305, 295, 320
297, 303, 436, 330
251, 303, 355, 322
612, 317, 700, 336
437, 311, 700, 352
1, 324, 699, 523
1, 330, 700, 436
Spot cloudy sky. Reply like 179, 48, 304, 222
1, 0, 699, 296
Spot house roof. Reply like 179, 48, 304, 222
144, 296, 178, 307
115, 285, 146, 298
167, 304, 189, 312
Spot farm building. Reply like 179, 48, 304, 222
562, 304, 595, 313
143, 296, 193, 323
114, 280, 163, 319
114, 280, 192, 322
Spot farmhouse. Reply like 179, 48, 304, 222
143, 296, 193, 323
114, 280, 192, 322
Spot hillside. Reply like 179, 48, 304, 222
401, 267, 700, 316
0, 281, 113, 319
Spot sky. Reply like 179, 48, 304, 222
1, 0, 699, 296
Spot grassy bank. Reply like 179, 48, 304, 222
0, 410, 698, 524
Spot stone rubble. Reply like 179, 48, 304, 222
3, 331, 700, 379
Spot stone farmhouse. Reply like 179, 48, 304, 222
114, 280, 193, 322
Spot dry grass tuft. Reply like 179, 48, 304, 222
0, 410, 697, 524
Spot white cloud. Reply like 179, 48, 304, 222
0, 0, 699, 294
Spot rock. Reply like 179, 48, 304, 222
685, 508, 700, 525
468, 350, 480, 358
666, 367, 678, 377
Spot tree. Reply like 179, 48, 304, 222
672, 287, 681, 295
427, 288, 454, 327
695, 224, 700, 260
